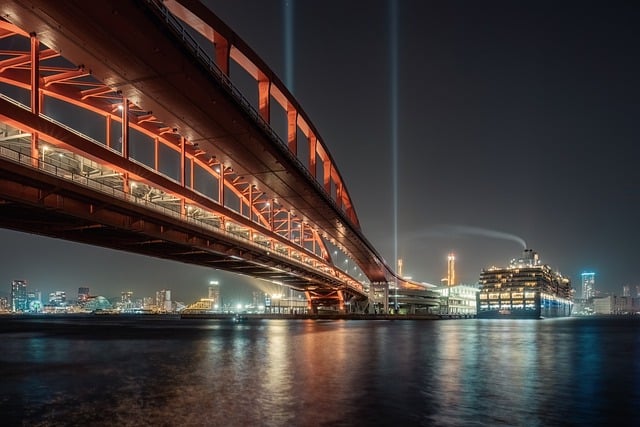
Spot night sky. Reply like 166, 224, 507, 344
1, 1, 638, 303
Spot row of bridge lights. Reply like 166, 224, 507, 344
333, 250, 362, 280
41, 141, 366, 285
40, 144, 325, 270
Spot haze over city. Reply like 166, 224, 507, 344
1, 0, 638, 304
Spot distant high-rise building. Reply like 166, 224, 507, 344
10, 280, 28, 312
208, 281, 220, 308
27, 290, 42, 312
77, 287, 90, 303
447, 253, 456, 286
622, 285, 630, 297
581, 272, 595, 299
121, 291, 133, 303
156, 289, 172, 312
121, 291, 133, 310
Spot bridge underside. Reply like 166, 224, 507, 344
0, 155, 362, 307
0, 0, 438, 310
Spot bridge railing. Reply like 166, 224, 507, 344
0, 139, 364, 294
146, 0, 354, 233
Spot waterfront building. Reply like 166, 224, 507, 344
436, 284, 478, 315
477, 249, 573, 319
183, 298, 217, 313
0, 296, 8, 311
10, 280, 28, 312
388, 285, 440, 315
84, 296, 113, 312
593, 295, 640, 315
581, 272, 595, 299
48, 291, 67, 306
622, 285, 630, 297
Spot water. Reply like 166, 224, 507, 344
1, 316, 639, 426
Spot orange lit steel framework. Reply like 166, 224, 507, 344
0, 0, 425, 311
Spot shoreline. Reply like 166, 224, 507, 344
0, 312, 474, 323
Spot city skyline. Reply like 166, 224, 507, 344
1, 1, 638, 301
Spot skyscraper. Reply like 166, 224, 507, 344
581, 272, 595, 299
155, 289, 172, 312
10, 280, 28, 312
208, 281, 220, 309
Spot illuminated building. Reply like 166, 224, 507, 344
622, 285, 630, 297
436, 284, 479, 315
155, 289, 172, 312
49, 291, 67, 306
27, 290, 42, 312
447, 253, 456, 286
593, 296, 639, 315
208, 281, 221, 308
77, 287, 90, 304
581, 272, 595, 299
84, 296, 113, 312
10, 280, 28, 312
120, 291, 133, 311
477, 249, 572, 318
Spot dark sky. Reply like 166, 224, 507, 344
2, 1, 639, 302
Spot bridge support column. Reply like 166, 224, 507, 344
337, 290, 345, 313
304, 291, 313, 314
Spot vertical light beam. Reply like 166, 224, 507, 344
283, 0, 295, 92
389, 0, 399, 310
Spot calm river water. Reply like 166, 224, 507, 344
1, 316, 639, 426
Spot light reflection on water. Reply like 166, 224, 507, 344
1, 317, 639, 426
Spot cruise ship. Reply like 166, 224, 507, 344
477, 249, 573, 319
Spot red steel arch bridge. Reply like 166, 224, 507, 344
0, 0, 427, 312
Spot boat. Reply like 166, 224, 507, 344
476, 249, 573, 319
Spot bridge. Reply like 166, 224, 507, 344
0, 0, 433, 313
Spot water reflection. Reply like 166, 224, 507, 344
0, 317, 638, 425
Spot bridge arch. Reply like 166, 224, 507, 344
0, 0, 433, 312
